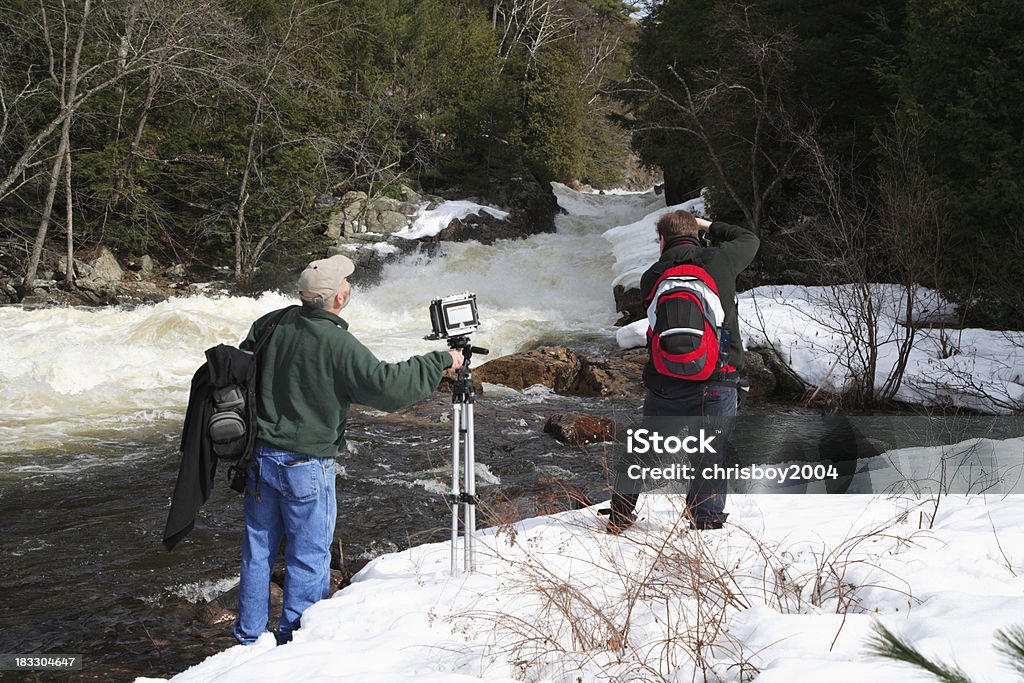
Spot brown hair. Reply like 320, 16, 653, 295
656, 211, 700, 240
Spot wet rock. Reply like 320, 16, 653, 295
474, 347, 645, 398
613, 284, 644, 326
434, 217, 471, 242
474, 347, 582, 393
199, 582, 283, 628
417, 209, 520, 245
544, 413, 616, 446
752, 346, 806, 397
741, 348, 777, 398
21, 289, 71, 307
574, 349, 646, 397
473, 343, 812, 403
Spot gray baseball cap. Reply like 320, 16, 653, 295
297, 255, 355, 304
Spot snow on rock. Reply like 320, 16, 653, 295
394, 201, 510, 240
601, 194, 707, 292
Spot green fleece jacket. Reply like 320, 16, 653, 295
242, 305, 452, 458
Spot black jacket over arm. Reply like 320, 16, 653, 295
162, 344, 253, 550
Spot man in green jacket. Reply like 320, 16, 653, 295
234, 254, 463, 646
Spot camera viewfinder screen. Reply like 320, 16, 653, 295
445, 302, 476, 326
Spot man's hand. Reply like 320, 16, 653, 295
448, 349, 465, 371
694, 216, 712, 230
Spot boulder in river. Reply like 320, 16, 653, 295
474, 347, 582, 393
198, 582, 283, 629
543, 413, 616, 446
575, 349, 646, 397
613, 284, 644, 326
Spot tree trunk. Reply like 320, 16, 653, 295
21, 0, 91, 295
64, 142, 75, 290
103, 64, 160, 234
22, 144, 67, 294
234, 97, 262, 282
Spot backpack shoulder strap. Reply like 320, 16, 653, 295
228, 305, 296, 492
252, 305, 295, 357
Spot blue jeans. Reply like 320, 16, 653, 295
643, 382, 738, 524
233, 445, 337, 646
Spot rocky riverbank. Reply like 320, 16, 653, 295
0, 171, 560, 308
471, 344, 807, 403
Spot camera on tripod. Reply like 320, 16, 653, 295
425, 291, 488, 575
427, 292, 480, 341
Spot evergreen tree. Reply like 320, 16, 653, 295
515, 38, 588, 182
621, 0, 717, 204
895, 0, 1024, 326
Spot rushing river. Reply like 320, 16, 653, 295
0, 185, 667, 681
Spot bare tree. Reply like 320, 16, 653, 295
22, 0, 92, 294
783, 114, 945, 408
227, 0, 400, 287
3, 0, 244, 294
493, 0, 573, 77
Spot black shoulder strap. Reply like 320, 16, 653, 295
252, 306, 294, 356
228, 305, 295, 492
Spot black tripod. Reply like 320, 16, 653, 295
446, 335, 488, 575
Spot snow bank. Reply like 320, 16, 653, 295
600, 194, 707, 292
142, 493, 1024, 683
737, 284, 1024, 413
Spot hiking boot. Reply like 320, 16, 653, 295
606, 510, 636, 535
689, 518, 725, 530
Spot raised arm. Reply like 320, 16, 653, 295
702, 218, 760, 272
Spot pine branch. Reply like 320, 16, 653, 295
865, 622, 974, 683
996, 626, 1024, 677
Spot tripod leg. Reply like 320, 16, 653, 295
450, 403, 462, 575
465, 402, 476, 572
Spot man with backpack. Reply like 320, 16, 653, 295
608, 211, 759, 533
233, 254, 464, 646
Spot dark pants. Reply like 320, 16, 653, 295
613, 381, 738, 525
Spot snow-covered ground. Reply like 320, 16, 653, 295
141, 494, 1024, 683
